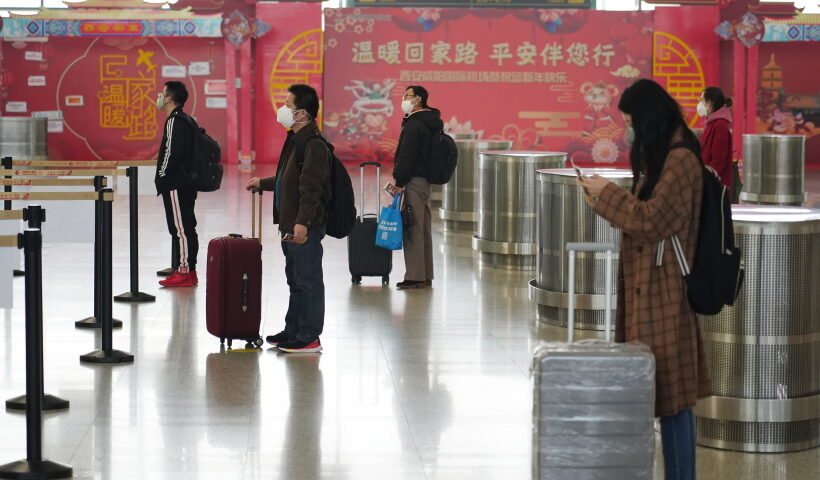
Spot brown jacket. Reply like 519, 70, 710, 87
259, 121, 330, 233
594, 146, 712, 417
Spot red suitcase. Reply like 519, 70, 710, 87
206, 191, 264, 349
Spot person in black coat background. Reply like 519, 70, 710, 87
392, 86, 443, 290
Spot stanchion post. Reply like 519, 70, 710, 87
6, 205, 70, 413
0, 229, 73, 479
114, 166, 155, 303
76, 176, 122, 329
4, 157, 25, 278
2, 157, 11, 211
80, 189, 133, 364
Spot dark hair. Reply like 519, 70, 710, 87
702, 86, 733, 111
618, 79, 701, 200
288, 84, 320, 120
164, 81, 188, 107
406, 85, 438, 112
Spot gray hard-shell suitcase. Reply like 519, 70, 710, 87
347, 161, 393, 285
532, 242, 656, 480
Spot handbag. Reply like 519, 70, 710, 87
400, 193, 413, 231
375, 193, 403, 250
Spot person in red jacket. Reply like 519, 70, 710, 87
697, 87, 733, 193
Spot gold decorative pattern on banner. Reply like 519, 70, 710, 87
270, 29, 325, 127
652, 32, 705, 127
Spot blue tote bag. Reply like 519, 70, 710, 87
375, 194, 403, 250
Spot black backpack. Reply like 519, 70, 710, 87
181, 114, 223, 192
295, 133, 357, 239
668, 150, 744, 316
425, 130, 458, 185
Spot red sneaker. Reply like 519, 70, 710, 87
158, 270, 181, 286
277, 338, 322, 353
159, 270, 198, 287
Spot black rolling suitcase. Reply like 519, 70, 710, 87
348, 161, 392, 285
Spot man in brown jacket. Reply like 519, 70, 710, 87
247, 84, 330, 353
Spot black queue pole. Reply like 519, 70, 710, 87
76, 176, 122, 329
0, 229, 73, 480
6, 206, 70, 413
80, 188, 133, 364
2, 157, 24, 278
114, 166, 155, 303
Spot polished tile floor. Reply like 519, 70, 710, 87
1, 166, 818, 480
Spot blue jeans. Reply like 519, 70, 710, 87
660, 408, 696, 480
281, 227, 325, 342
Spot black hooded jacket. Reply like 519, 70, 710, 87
155, 106, 194, 195
392, 109, 444, 187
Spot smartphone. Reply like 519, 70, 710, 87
281, 233, 307, 244
384, 182, 397, 196
570, 158, 585, 180
571, 159, 596, 207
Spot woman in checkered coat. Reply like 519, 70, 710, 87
580, 79, 712, 480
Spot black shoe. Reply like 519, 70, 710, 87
157, 267, 175, 277
397, 280, 426, 290
278, 338, 322, 353
266, 331, 290, 346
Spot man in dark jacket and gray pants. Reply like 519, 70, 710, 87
392, 85, 443, 289
155, 81, 199, 288
246, 84, 329, 353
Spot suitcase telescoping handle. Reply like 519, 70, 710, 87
250, 189, 263, 242
359, 161, 381, 222
566, 242, 615, 344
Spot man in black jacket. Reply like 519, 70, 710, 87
155, 81, 199, 287
246, 84, 329, 353
392, 85, 442, 289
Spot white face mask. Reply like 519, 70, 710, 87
697, 101, 709, 117
401, 97, 416, 115
156, 93, 167, 110
623, 126, 635, 145
277, 105, 297, 128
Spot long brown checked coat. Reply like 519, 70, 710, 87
594, 145, 712, 418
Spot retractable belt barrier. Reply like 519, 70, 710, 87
1, 206, 68, 413
2, 156, 155, 304
0, 230, 73, 480
4, 159, 154, 169
0, 186, 133, 363
0, 178, 106, 187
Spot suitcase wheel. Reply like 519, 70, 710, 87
352, 275, 362, 285
253, 337, 263, 348
227, 339, 233, 349
220, 337, 225, 345
382, 275, 389, 285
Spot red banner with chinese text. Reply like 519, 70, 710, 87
0, 37, 225, 163
323, 8, 653, 165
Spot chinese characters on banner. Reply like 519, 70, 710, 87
98, 53, 158, 141
323, 9, 653, 164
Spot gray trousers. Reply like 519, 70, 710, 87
403, 177, 434, 281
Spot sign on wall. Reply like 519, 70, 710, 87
323, 8, 652, 164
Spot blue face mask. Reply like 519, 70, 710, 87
623, 126, 635, 145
